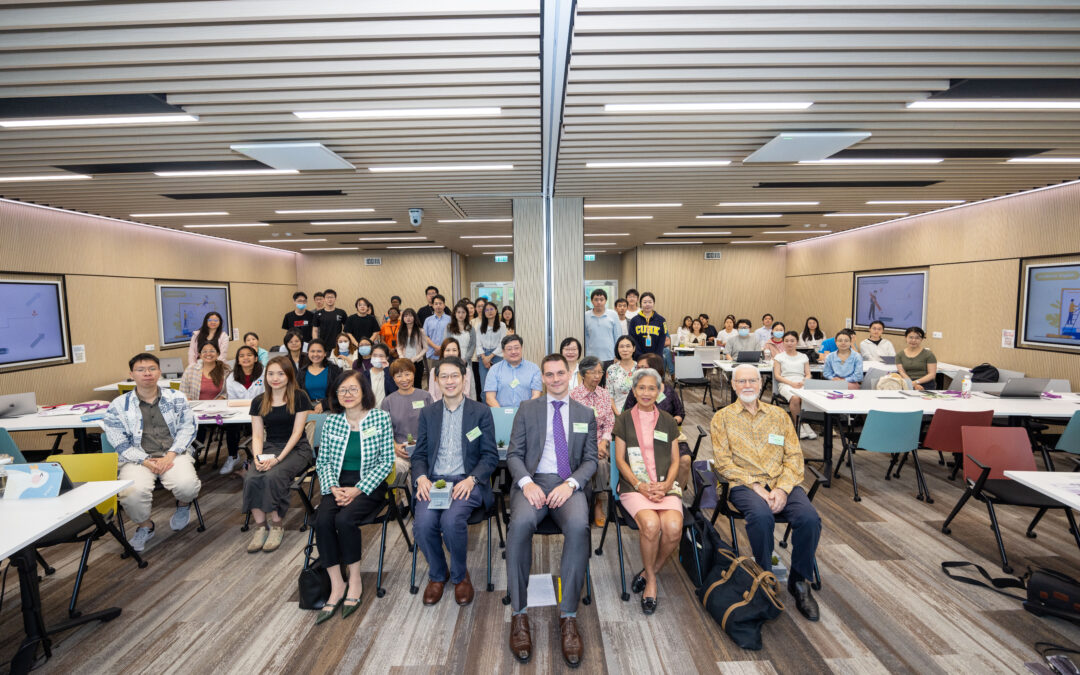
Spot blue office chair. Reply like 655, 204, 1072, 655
835, 410, 925, 502
0, 429, 29, 464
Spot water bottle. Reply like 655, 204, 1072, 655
961, 372, 972, 398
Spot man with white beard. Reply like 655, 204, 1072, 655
709, 364, 822, 621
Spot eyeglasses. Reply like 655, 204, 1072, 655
337, 386, 361, 396
133, 367, 159, 374
732, 378, 760, 386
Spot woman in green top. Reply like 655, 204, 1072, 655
896, 326, 938, 391
313, 370, 395, 624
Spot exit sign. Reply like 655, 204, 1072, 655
494, 255, 509, 263
584, 254, 596, 261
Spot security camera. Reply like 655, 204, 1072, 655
408, 208, 423, 227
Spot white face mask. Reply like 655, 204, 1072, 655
338, 342, 350, 354
371, 357, 387, 368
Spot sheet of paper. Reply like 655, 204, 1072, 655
527, 574, 558, 607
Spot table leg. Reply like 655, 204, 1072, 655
10, 547, 50, 675
73, 427, 89, 454
821, 413, 833, 488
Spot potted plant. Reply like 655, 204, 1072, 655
430, 478, 452, 509
497, 439, 507, 459
405, 433, 416, 457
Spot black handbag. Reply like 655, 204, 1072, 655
697, 547, 784, 650
943, 561, 1080, 625
298, 560, 331, 610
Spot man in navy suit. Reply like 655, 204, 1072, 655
412, 356, 498, 606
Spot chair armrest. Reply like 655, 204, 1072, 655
690, 425, 707, 461
1070, 455, 1080, 472
804, 464, 825, 501
965, 453, 992, 495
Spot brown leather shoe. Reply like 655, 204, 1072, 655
509, 613, 532, 664
454, 572, 474, 606
422, 574, 449, 606
560, 616, 583, 668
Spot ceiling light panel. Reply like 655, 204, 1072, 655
275, 208, 374, 214
717, 201, 819, 206
131, 211, 228, 217
586, 160, 731, 168
604, 102, 812, 112
744, 132, 871, 163
584, 203, 681, 208
230, 142, 354, 170
294, 107, 501, 120
155, 169, 298, 177
367, 164, 513, 173
0, 174, 90, 182
0, 114, 197, 128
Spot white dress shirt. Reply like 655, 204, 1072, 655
518, 393, 580, 490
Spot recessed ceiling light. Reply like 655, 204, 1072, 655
696, 214, 782, 219
587, 160, 731, 168
583, 215, 653, 221
761, 231, 832, 235
585, 233, 630, 236
604, 102, 813, 113
908, 100, 1080, 110
275, 208, 374, 214
585, 250, 607, 253
585, 242, 618, 246
294, 107, 501, 120
731, 240, 786, 244
798, 158, 942, 165
183, 223, 268, 229
584, 203, 681, 208
663, 231, 731, 236
357, 236, 427, 241
482, 251, 514, 255
367, 164, 513, 173
1006, 157, 1080, 164
460, 235, 513, 239
131, 211, 228, 217
472, 244, 514, 248
0, 174, 91, 182
825, 212, 908, 217
865, 200, 965, 205
301, 247, 358, 251
437, 218, 513, 223
155, 169, 299, 177
257, 238, 326, 243
716, 201, 819, 206
645, 241, 702, 245
386, 245, 445, 249
0, 113, 198, 128
311, 220, 397, 225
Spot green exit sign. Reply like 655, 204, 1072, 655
584, 254, 596, 261
494, 255, 509, 263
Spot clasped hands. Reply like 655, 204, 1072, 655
331, 485, 363, 506
415, 475, 475, 502
635, 479, 671, 503
522, 480, 574, 509
752, 483, 788, 514
253, 455, 280, 472
142, 452, 176, 474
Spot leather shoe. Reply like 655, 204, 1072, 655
641, 595, 657, 615
423, 574, 449, 606
509, 614, 532, 663
788, 579, 820, 621
631, 569, 646, 594
454, 572, 474, 606
559, 616, 583, 668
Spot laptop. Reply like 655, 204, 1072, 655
734, 351, 762, 363
3, 462, 73, 499
0, 392, 36, 418
159, 357, 185, 378
984, 378, 1051, 398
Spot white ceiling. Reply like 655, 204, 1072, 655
2, 0, 1080, 254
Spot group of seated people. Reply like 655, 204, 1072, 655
99, 287, 969, 665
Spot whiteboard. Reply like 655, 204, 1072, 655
156, 283, 231, 348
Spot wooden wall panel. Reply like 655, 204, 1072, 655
584, 254, 620, 284
636, 245, 787, 331
783, 272, 853, 339
512, 198, 546, 360
619, 249, 638, 296
463, 254, 514, 289
552, 197, 585, 350
295, 250, 453, 317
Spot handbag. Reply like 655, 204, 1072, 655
942, 561, 1080, 624
696, 546, 784, 650
298, 560, 331, 610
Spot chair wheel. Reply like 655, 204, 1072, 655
120, 552, 129, 559
1002, 565, 1013, 575
377, 588, 386, 598
1027, 532, 1037, 539
621, 592, 630, 601
240, 524, 249, 532
853, 496, 862, 502
487, 584, 494, 592
812, 581, 822, 591
941, 527, 951, 535
138, 560, 148, 569
69, 610, 81, 619
925, 498, 934, 505
501, 551, 505, 560
299, 524, 308, 532
43, 567, 56, 575
778, 541, 788, 549
594, 547, 603, 556
197, 525, 206, 532
502, 595, 511, 606
583, 596, 592, 606
410, 586, 418, 595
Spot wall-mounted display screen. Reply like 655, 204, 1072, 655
156, 283, 230, 348
1019, 260, 1080, 352
0, 278, 71, 372
853, 271, 927, 330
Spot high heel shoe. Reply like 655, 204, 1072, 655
341, 596, 362, 619
315, 598, 344, 625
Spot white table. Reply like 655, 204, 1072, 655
2, 480, 132, 674
1004, 471, 1080, 511
93, 378, 179, 392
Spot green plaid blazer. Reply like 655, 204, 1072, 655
316, 409, 394, 495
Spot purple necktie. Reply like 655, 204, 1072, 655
552, 400, 571, 479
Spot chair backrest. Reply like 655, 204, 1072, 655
492, 406, 517, 450
100, 432, 117, 453
923, 408, 995, 454
1048, 378, 1072, 393
696, 346, 722, 364
46, 452, 119, 516
802, 378, 837, 390
961, 426, 1036, 481
857, 410, 923, 453
306, 413, 328, 451
674, 355, 703, 380
117, 383, 135, 394
997, 368, 1025, 381
1056, 410, 1080, 455
0, 429, 29, 464
169, 381, 181, 391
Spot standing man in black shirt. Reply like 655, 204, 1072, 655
416, 285, 439, 327
314, 289, 348, 342
282, 291, 315, 343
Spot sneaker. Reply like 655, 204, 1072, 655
263, 525, 285, 552
170, 504, 191, 531
799, 423, 818, 440
248, 526, 269, 553
129, 523, 155, 552
219, 456, 239, 475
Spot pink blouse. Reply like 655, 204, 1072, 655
570, 383, 614, 441
630, 405, 660, 481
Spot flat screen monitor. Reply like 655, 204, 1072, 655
853, 271, 927, 331
0, 278, 71, 372
1019, 260, 1080, 352
156, 283, 231, 349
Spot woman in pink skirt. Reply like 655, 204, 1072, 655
613, 367, 683, 615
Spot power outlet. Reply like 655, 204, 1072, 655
844, 318, 852, 328
145, 344, 155, 351
932, 331, 942, 339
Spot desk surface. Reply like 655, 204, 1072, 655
797, 389, 1080, 418
93, 378, 180, 392
713, 359, 968, 376
0, 480, 131, 560
0, 400, 251, 433
1004, 471, 1080, 511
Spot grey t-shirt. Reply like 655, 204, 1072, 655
138, 395, 174, 457
379, 388, 434, 443
725, 334, 762, 357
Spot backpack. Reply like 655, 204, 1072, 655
971, 363, 999, 383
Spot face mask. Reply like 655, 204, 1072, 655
359, 346, 372, 356
738, 328, 750, 337
371, 357, 387, 368
338, 343, 350, 355
772, 331, 784, 340
296, 303, 306, 311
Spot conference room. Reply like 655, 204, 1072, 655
3, 2, 1080, 673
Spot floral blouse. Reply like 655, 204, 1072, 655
570, 383, 615, 441
605, 361, 637, 414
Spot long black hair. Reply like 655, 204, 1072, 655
232, 345, 264, 384
399, 308, 424, 348
801, 316, 824, 342
198, 311, 225, 342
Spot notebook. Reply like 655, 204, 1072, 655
3, 462, 71, 499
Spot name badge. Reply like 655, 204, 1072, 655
504, 407, 515, 414
653, 430, 668, 442
411, 400, 426, 410
645, 336, 652, 347
466, 426, 482, 442
509, 378, 520, 389
573, 422, 589, 434
363, 426, 379, 439
657, 392, 667, 403
768, 433, 785, 446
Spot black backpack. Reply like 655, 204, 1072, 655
971, 363, 999, 383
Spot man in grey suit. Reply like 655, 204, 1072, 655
505, 353, 598, 668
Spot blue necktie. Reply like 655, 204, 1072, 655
552, 401, 571, 479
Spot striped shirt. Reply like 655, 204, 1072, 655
709, 400, 804, 494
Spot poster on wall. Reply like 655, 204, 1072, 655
853, 271, 927, 331
1019, 260, 1080, 352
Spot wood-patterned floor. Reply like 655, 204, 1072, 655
3, 398, 1080, 674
